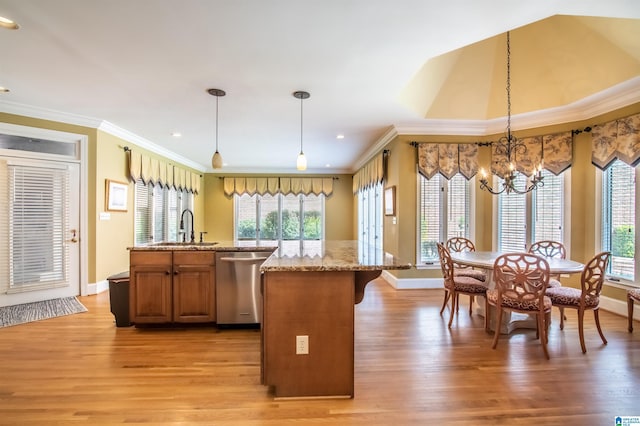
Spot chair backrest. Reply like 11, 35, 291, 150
580, 252, 611, 301
436, 243, 454, 289
529, 240, 566, 259
493, 253, 550, 308
446, 237, 476, 253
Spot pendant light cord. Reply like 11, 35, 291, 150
215, 95, 219, 152
300, 95, 304, 154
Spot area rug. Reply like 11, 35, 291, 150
0, 297, 88, 328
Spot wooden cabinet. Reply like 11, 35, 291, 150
129, 250, 215, 324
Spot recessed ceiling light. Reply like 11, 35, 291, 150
0, 87, 9, 93
336, 134, 345, 139
325, 164, 331, 168
171, 132, 182, 137
0, 16, 19, 30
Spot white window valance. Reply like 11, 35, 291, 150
353, 152, 385, 194
223, 177, 334, 196
417, 143, 479, 180
591, 112, 640, 170
128, 149, 200, 194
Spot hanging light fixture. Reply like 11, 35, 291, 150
293, 90, 310, 171
208, 88, 226, 169
479, 31, 544, 195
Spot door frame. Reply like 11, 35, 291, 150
0, 122, 88, 297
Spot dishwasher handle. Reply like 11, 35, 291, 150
219, 256, 269, 263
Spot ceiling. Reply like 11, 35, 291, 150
0, 1, 639, 174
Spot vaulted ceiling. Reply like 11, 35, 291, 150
0, 1, 639, 173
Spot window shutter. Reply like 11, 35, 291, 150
447, 174, 469, 240
134, 179, 151, 245
419, 176, 441, 263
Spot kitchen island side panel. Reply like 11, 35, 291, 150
262, 270, 355, 398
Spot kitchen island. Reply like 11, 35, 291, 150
260, 240, 411, 399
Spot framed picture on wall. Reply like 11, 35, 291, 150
106, 179, 128, 212
384, 186, 396, 216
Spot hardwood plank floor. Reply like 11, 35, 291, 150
0, 278, 638, 425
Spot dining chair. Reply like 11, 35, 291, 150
529, 240, 566, 287
544, 251, 611, 353
628, 289, 640, 332
487, 253, 551, 359
446, 237, 487, 315
436, 243, 488, 328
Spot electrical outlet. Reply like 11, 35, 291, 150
296, 335, 309, 355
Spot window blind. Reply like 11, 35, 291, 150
8, 164, 69, 291
419, 175, 441, 263
533, 170, 563, 242
602, 160, 635, 280
498, 175, 527, 252
447, 174, 469, 240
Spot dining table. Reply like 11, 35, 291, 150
449, 251, 584, 334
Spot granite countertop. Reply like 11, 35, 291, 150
260, 240, 412, 272
128, 240, 278, 252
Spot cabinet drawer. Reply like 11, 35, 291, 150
173, 251, 215, 266
130, 251, 172, 265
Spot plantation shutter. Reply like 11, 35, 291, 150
447, 175, 469, 240
152, 184, 166, 242
7, 163, 70, 291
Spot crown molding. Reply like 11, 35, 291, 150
0, 100, 206, 172
96, 121, 205, 172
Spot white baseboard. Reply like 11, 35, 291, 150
599, 295, 638, 321
86, 279, 109, 296
381, 271, 443, 290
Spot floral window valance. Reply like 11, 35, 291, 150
490, 131, 573, 177
223, 177, 334, 197
128, 149, 201, 194
591, 112, 640, 170
352, 152, 385, 194
417, 143, 478, 180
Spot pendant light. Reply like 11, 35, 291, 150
208, 88, 226, 169
293, 90, 310, 171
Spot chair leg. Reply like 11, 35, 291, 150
545, 312, 551, 344
448, 291, 457, 328
559, 307, 566, 330
469, 295, 474, 316
484, 297, 490, 332
440, 289, 450, 316
594, 308, 607, 345
628, 295, 634, 333
538, 312, 550, 359
455, 294, 460, 313
491, 306, 503, 349
578, 308, 587, 354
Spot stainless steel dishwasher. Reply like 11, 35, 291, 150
215, 251, 272, 325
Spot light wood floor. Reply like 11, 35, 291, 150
1, 278, 639, 425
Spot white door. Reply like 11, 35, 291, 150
0, 157, 81, 307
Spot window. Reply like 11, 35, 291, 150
357, 182, 383, 250
601, 160, 637, 283
418, 174, 471, 265
235, 193, 324, 243
134, 179, 193, 245
497, 169, 566, 252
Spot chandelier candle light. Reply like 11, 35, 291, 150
208, 88, 226, 169
479, 31, 544, 195
294, 90, 310, 171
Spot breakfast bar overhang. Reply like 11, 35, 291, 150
260, 240, 411, 399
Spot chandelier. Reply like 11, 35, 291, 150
479, 31, 543, 195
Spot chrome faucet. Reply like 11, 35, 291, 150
179, 209, 195, 243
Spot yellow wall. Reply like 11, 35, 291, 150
202, 174, 354, 241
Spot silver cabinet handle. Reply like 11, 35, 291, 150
219, 257, 269, 262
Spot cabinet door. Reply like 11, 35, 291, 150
130, 257, 173, 324
173, 251, 215, 323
